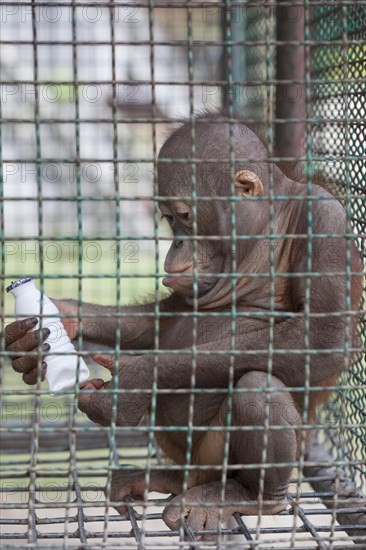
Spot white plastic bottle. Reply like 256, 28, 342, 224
6, 277, 90, 392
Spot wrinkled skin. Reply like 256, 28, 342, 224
5, 112, 363, 540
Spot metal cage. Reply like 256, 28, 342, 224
1, 1, 365, 548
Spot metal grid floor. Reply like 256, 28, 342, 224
1, 425, 365, 550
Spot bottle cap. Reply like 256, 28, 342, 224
6, 277, 34, 293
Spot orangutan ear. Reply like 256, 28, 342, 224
235, 170, 264, 197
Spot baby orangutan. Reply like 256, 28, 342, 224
5, 112, 362, 539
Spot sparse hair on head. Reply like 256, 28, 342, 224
158, 108, 271, 193
159, 108, 269, 162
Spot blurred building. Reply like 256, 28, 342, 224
2, 4, 224, 239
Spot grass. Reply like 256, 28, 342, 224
3, 239, 168, 314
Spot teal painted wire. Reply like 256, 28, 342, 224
28, 2, 42, 545
217, 1, 237, 543
328, 5, 356, 542
63, 3, 84, 543
255, 4, 276, 540
143, 2, 160, 544
312, 0, 366, 480
179, 3, 198, 539
102, 2, 121, 543
290, 4, 315, 546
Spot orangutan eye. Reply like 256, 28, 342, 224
180, 212, 189, 220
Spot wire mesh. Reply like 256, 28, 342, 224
311, 1, 366, 484
1, 1, 365, 549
